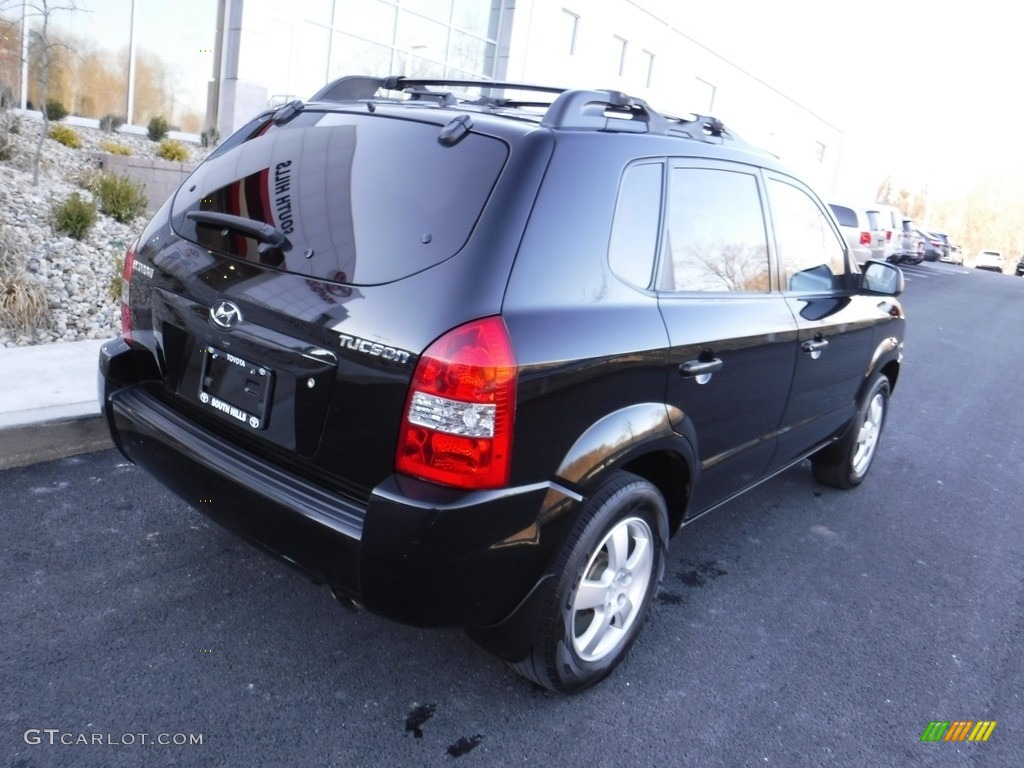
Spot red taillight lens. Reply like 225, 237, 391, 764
886, 231, 892, 241
396, 316, 517, 490
120, 238, 138, 343
859, 231, 872, 246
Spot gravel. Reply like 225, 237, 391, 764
0, 116, 205, 347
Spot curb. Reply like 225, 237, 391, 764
0, 413, 113, 471
0, 338, 114, 471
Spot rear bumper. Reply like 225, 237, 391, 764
99, 339, 572, 629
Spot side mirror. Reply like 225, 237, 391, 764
862, 260, 904, 296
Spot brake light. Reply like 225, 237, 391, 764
859, 231, 872, 246
396, 316, 517, 490
886, 230, 893, 241
120, 238, 138, 343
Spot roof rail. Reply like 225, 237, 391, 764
541, 90, 670, 134
309, 75, 568, 104
307, 75, 751, 148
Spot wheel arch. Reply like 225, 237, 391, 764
553, 402, 694, 535
864, 335, 902, 398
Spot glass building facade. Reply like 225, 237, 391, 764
0, 0, 217, 132
2, 0, 840, 195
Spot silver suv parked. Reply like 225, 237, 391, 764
829, 203, 885, 264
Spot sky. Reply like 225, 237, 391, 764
672, 0, 1024, 201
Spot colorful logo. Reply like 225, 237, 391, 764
921, 721, 996, 742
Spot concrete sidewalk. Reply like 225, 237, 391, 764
0, 338, 114, 470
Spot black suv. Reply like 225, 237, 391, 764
99, 76, 906, 693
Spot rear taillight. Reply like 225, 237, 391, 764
120, 238, 138, 343
886, 230, 893, 241
396, 316, 517, 490
859, 231, 872, 246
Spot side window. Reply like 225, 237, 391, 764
770, 180, 847, 290
659, 167, 769, 292
769, 179, 848, 292
608, 162, 663, 289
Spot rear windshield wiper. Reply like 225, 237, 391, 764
186, 210, 292, 254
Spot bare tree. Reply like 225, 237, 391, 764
0, 0, 83, 183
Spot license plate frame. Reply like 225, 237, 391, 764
198, 346, 274, 430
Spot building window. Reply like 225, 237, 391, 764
695, 77, 716, 113
642, 49, 654, 88
815, 141, 826, 163
561, 9, 579, 56
612, 35, 627, 77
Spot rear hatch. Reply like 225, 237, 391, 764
125, 107, 512, 499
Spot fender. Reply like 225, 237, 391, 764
554, 402, 693, 492
861, 334, 903, 399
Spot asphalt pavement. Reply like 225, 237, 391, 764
1, 261, 1022, 768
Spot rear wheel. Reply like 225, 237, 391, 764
812, 375, 890, 489
510, 471, 668, 693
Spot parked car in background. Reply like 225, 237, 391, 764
829, 203, 885, 264
1015, 255, 1024, 276
929, 232, 951, 261
877, 206, 923, 263
941, 245, 964, 265
974, 250, 1005, 272
875, 205, 907, 262
900, 220, 925, 264
915, 229, 945, 262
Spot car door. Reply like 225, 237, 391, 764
764, 174, 878, 468
657, 161, 799, 514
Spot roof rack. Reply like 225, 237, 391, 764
307, 75, 752, 149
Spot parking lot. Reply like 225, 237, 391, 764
2, 261, 1022, 768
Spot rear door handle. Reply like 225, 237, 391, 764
679, 358, 724, 377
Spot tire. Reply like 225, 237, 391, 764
510, 471, 668, 693
812, 375, 890, 490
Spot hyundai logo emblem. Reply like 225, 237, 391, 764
210, 300, 243, 329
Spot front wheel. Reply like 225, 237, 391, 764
510, 471, 668, 693
812, 375, 891, 489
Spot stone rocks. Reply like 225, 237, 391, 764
0, 118, 204, 347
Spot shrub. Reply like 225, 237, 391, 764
99, 139, 132, 156
49, 124, 82, 148
156, 139, 189, 162
99, 113, 125, 132
0, 272, 50, 330
92, 173, 148, 224
51, 193, 97, 240
109, 255, 124, 301
0, 229, 51, 331
45, 99, 68, 121
147, 115, 169, 141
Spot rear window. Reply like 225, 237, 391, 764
170, 111, 509, 285
829, 204, 857, 228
